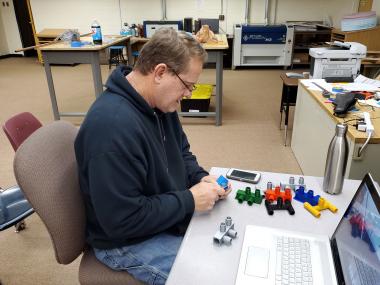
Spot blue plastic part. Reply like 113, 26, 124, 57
70, 41, 83, 47
110, 45, 125, 50
217, 175, 229, 190
294, 186, 320, 206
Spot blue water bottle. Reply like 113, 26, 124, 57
91, 20, 102, 44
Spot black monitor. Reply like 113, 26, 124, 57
331, 173, 380, 284
198, 18, 219, 34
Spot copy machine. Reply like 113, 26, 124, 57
232, 24, 294, 68
309, 41, 367, 82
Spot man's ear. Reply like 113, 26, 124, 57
153, 63, 168, 84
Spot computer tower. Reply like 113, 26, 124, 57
199, 18, 219, 34
184, 18, 193, 33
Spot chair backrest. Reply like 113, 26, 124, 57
13, 121, 86, 264
3, 112, 43, 151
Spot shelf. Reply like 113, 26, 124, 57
294, 30, 331, 35
291, 24, 332, 67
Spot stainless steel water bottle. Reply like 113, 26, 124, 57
323, 123, 348, 194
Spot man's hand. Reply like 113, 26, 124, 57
189, 182, 224, 212
200, 175, 218, 184
201, 175, 232, 200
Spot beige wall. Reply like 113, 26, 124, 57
29, 0, 362, 36
0, 1, 22, 55
3, 0, 380, 56
0, 6, 9, 56
373, 0, 380, 22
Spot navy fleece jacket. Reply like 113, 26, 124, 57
74, 65, 208, 249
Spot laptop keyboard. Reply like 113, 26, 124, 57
275, 236, 313, 285
354, 256, 380, 285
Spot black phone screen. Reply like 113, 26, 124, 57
231, 170, 257, 180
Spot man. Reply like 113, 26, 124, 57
74, 28, 231, 285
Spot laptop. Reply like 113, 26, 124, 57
235, 173, 380, 285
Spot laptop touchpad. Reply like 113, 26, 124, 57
245, 246, 270, 278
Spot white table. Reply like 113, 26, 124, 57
166, 167, 361, 285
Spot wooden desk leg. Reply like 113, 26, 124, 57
280, 84, 286, 129
42, 53, 60, 120
284, 85, 291, 146
90, 52, 103, 98
126, 38, 133, 66
215, 51, 223, 126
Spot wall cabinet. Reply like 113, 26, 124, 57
331, 26, 380, 51
291, 25, 332, 66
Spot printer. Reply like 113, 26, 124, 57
233, 24, 294, 68
309, 41, 367, 82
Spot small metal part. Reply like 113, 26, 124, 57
227, 228, 237, 238
222, 235, 232, 244
267, 182, 273, 190
213, 217, 237, 245
299, 177, 304, 185
289, 176, 295, 185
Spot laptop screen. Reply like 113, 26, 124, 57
331, 173, 380, 284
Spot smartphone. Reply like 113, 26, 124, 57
226, 168, 261, 184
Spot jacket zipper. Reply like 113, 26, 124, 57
154, 112, 169, 172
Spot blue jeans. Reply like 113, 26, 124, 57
94, 233, 183, 285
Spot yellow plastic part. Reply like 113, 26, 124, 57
183, 84, 213, 100
304, 197, 338, 218
304, 202, 321, 218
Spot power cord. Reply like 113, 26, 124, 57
358, 132, 373, 157
357, 112, 375, 157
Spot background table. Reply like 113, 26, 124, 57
178, 34, 228, 126
40, 35, 131, 120
166, 167, 361, 285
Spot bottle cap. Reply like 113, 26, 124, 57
336, 123, 347, 136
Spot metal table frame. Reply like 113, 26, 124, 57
42, 35, 227, 126
178, 49, 224, 126
41, 36, 132, 120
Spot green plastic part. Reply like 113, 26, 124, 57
234, 187, 263, 205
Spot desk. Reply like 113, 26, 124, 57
167, 167, 360, 285
178, 34, 228, 126
40, 35, 132, 120
291, 82, 380, 183
279, 73, 299, 146
35, 29, 67, 63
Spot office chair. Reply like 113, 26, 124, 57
0, 185, 34, 232
0, 112, 41, 232
109, 46, 128, 69
3, 112, 42, 151
13, 121, 142, 285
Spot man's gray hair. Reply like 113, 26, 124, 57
134, 28, 207, 75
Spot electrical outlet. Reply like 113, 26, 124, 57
352, 144, 364, 160
219, 14, 225, 21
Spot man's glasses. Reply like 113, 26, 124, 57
169, 68, 197, 92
